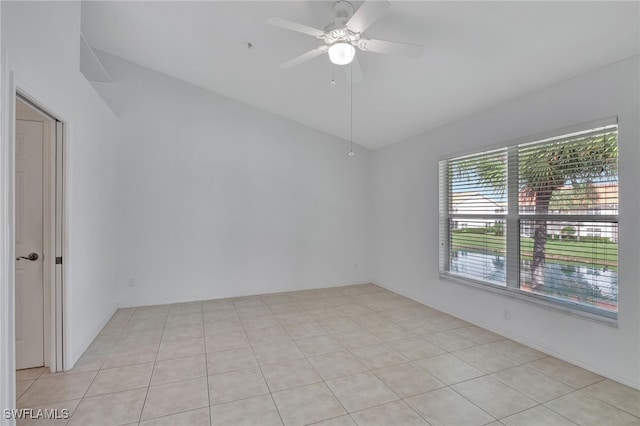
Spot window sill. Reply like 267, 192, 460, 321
439, 272, 618, 328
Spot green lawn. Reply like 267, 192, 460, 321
451, 232, 618, 268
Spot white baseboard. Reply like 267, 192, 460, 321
116, 280, 373, 309
66, 305, 118, 370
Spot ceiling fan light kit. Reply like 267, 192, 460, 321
266, 0, 424, 156
328, 42, 356, 65
267, 0, 423, 71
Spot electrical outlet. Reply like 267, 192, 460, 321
128, 278, 136, 288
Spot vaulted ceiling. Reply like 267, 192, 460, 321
81, 1, 639, 149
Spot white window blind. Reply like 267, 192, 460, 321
516, 126, 618, 216
442, 149, 507, 285
439, 121, 618, 318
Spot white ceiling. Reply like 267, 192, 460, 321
81, 1, 639, 149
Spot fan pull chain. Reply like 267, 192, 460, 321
349, 62, 354, 157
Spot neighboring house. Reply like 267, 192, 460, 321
451, 192, 506, 230
519, 183, 618, 242
452, 183, 618, 242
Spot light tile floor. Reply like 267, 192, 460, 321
15, 284, 640, 426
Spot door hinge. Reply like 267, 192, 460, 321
55, 257, 62, 265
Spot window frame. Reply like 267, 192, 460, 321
438, 117, 619, 325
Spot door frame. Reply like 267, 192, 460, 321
0, 54, 17, 423
15, 94, 64, 373
0, 57, 66, 415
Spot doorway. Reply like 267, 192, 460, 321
14, 95, 64, 373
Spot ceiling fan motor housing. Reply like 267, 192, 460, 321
324, 1, 359, 47
334, 1, 354, 19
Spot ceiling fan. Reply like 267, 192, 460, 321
267, 0, 423, 80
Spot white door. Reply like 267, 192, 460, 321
15, 118, 45, 370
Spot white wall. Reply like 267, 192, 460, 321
1, 1, 120, 367
96, 53, 372, 307
372, 56, 640, 388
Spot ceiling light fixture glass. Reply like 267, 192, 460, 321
328, 42, 355, 66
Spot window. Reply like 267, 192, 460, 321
439, 122, 619, 319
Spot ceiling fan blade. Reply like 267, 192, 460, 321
266, 17, 325, 38
358, 38, 423, 57
280, 45, 329, 69
346, 0, 390, 34
344, 55, 364, 85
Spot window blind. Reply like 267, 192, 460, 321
439, 121, 619, 318
441, 148, 507, 285
519, 220, 618, 311
447, 149, 507, 215
512, 124, 618, 313
515, 125, 618, 216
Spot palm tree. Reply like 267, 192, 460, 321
453, 130, 617, 289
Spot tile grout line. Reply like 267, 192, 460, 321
274, 301, 355, 426
30, 285, 637, 426
312, 291, 444, 423
133, 296, 210, 424
136, 305, 169, 424
546, 387, 640, 421
264, 297, 408, 423
203, 302, 215, 426
298, 300, 503, 423
260, 295, 292, 426
540, 389, 592, 425
237, 294, 504, 423
445, 381, 504, 423
64, 307, 138, 425
411, 348, 547, 423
